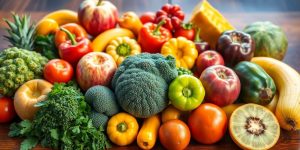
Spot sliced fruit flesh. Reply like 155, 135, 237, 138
230, 104, 280, 149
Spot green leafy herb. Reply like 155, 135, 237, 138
9, 82, 110, 150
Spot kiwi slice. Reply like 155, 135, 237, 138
229, 103, 280, 150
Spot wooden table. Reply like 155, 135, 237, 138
0, 0, 300, 149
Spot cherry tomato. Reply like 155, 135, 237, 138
174, 23, 195, 41
188, 103, 227, 144
0, 97, 16, 123
139, 12, 156, 24
44, 59, 74, 84
159, 119, 190, 150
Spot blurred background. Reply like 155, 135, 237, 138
0, 0, 300, 69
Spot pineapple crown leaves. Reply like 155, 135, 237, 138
3, 12, 36, 50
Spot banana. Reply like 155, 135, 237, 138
42, 9, 78, 25
92, 28, 135, 52
265, 93, 278, 113
251, 57, 300, 131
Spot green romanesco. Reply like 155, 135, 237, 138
112, 53, 178, 118
0, 47, 48, 96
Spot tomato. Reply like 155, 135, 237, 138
0, 97, 16, 123
161, 105, 189, 123
139, 12, 155, 24
188, 103, 227, 144
174, 23, 195, 41
44, 59, 74, 84
159, 119, 190, 150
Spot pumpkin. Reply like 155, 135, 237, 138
243, 21, 288, 60
14, 79, 53, 120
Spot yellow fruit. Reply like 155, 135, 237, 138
92, 28, 135, 52
190, 0, 235, 49
36, 18, 59, 36
137, 115, 160, 149
264, 93, 278, 113
42, 9, 78, 25
222, 103, 244, 119
252, 57, 300, 131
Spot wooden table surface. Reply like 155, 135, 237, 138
0, 0, 300, 149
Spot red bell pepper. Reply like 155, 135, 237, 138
58, 28, 92, 65
155, 4, 185, 32
138, 21, 172, 53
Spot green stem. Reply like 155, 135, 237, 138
182, 87, 192, 98
194, 27, 202, 42
117, 122, 128, 133
97, 0, 103, 6
116, 43, 131, 56
153, 20, 166, 36
60, 27, 77, 45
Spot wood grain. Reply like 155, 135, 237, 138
0, 0, 300, 149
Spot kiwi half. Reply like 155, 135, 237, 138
229, 103, 280, 150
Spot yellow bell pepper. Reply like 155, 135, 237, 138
106, 36, 141, 66
161, 37, 198, 69
107, 112, 139, 146
118, 11, 143, 36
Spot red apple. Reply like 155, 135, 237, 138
78, 0, 118, 36
139, 12, 156, 24
200, 65, 241, 107
196, 50, 224, 74
76, 52, 117, 91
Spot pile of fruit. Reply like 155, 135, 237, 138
0, 0, 299, 150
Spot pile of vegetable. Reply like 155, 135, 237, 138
0, 0, 299, 150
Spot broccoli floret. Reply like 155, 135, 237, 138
112, 53, 177, 118
0, 47, 48, 96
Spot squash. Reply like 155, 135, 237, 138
244, 21, 288, 60
137, 115, 160, 149
234, 61, 276, 105
14, 79, 53, 120
251, 57, 300, 131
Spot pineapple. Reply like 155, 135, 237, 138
3, 13, 36, 50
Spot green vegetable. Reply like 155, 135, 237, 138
85, 85, 120, 128
243, 21, 288, 60
0, 47, 48, 97
8, 82, 110, 150
177, 67, 193, 76
34, 34, 59, 59
168, 75, 205, 111
234, 61, 276, 105
89, 111, 109, 129
112, 53, 178, 118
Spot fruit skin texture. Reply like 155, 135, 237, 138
200, 65, 241, 107
188, 103, 227, 144
54, 23, 88, 47
234, 61, 276, 105
92, 28, 135, 52
41, 9, 78, 25
36, 18, 59, 36
137, 115, 161, 150
107, 112, 139, 146
140, 12, 156, 24
168, 75, 205, 111
251, 57, 300, 131
222, 103, 244, 120
0, 97, 16, 123
76, 52, 117, 91
118, 11, 143, 36
162, 105, 189, 123
174, 23, 195, 41
0, 47, 48, 97
112, 53, 178, 118
159, 119, 190, 150
216, 30, 255, 67
196, 50, 224, 74
78, 0, 118, 36
43, 59, 74, 84
229, 103, 280, 150
244, 21, 288, 60
155, 4, 185, 31
14, 79, 53, 120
